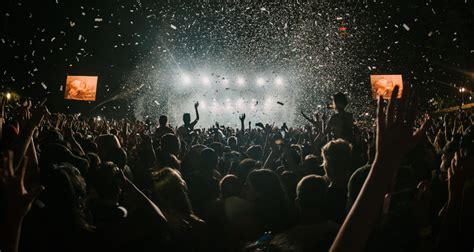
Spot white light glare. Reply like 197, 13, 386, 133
257, 77, 265, 86
201, 76, 210, 85
275, 77, 284, 86
237, 77, 245, 86
181, 74, 191, 84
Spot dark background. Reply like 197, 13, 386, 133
1, 0, 473, 119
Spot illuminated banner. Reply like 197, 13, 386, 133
370, 74, 403, 99
65, 75, 98, 101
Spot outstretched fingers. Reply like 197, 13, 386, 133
376, 96, 386, 135
396, 84, 410, 125
386, 85, 400, 126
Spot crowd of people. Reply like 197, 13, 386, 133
0, 86, 473, 252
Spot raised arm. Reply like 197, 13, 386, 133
239, 113, 246, 132
330, 86, 429, 252
0, 152, 44, 252
13, 99, 50, 168
193, 102, 200, 122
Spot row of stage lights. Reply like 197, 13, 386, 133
180, 74, 285, 87
195, 97, 279, 112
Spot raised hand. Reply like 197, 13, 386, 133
239, 113, 246, 122
331, 85, 430, 252
194, 102, 199, 109
0, 152, 44, 221
30, 98, 50, 126
374, 85, 429, 164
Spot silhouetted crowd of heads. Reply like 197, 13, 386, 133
0, 92, 473, 252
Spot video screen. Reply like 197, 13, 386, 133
370, 74, 403, 99
65, 75, 98, 101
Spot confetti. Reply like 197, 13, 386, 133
402, 23, 410, 31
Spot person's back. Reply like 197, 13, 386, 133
327, 111, 354, 141
320, 139, 352, 224
326, 92, 354, 142
272, 175, 340, 252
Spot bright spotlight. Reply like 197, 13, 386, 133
201, 76, 210, 85
459, 87, 466, 93
6, 92, 12, 100
257, 77, 265, 86
181, 74, 192, 85
275, 77, 284, 86
237, 77, 245, 86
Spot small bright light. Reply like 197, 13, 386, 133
257, 77, 265, 86
97, 116, 102, 121
275, 77, 284, 86
237, 77, 245, 86
201, 76, 210, 85
181, 74, 192, 84
6, 92, 12, 100
459, 87, 466, 93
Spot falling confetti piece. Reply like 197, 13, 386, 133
402, 23, 410, 31
41, 82, 47, 89
170, 24, 177, 29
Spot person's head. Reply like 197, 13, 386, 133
227, 136, 238, 149
96, 134, 121, 160
296, 175, 327, 212
183, 113, 191, 125
232, 158, 260, 181
40, 143, 90, 176
200, 148, 218, 171
161, 133, 180, 156
321, 139, 352, 186
246, 169, 285, 203
151, 168, 193, 215
332, 92, 349, 111
246, 169, 289, 232
220, 174, 242, 199
280, 171, 298, 202
159, 115, 168, 126
105, 147, 127, 170
303, 154, 325, 176
246, 145, 263, 160
42, 163, 91, 232
209, 142, 225, 157
91, 162, 121, 202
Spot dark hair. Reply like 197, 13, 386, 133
151, 168, 193, 215
333, 92, 349, 109
183, 113, 191, 124
92, 162, 121, 200
105, 147, 128, 169
161, 133, 180, 156
297, 175, 327, 209
159, 115, 168, 125
247, 169, 290, 232
220, 174, 242, 199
